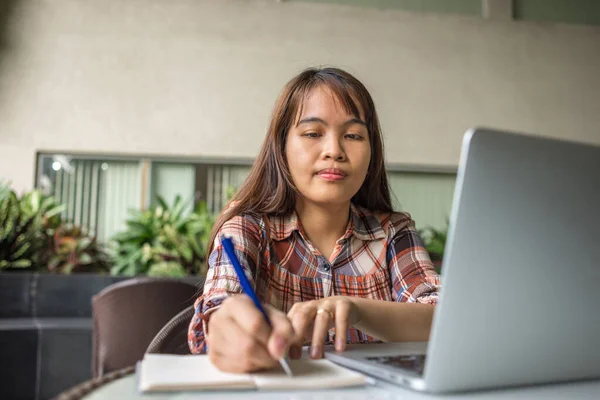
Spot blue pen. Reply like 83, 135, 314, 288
221, 236, 293, 377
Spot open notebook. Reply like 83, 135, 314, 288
138, 354, 369, 392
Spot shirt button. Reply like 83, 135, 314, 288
322, 263, 331, 272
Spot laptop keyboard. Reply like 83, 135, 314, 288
365, 354, 427, 376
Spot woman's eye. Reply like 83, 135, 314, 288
345, 133, 363, 140
302, 132, 321, 138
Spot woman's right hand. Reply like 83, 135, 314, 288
206, 295, 295, 373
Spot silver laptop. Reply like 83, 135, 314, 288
325, 128, 600, 393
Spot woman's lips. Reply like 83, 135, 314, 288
317, 169, 347, 181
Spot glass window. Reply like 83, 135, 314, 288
37, 153, 455, 242
38, 155, 142, 243
36, 154, 253, 243
389, 171, 456, 231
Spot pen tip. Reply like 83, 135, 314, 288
280, 358, 293, 377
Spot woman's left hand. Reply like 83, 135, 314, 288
286, 296, 360, 359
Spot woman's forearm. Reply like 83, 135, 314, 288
351, 298, 435, 342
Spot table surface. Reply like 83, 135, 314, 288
81, 371, 600, 400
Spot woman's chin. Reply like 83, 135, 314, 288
300, 194, 355, 208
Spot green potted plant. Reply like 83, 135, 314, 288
0, 182, 65, 271
111, 195, 216, 277
40, 224, 110, 274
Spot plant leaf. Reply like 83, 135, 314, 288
11, 259, 32, 268
79, 253, 93, 265
45, 204, 67, 219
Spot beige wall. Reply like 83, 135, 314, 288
0, 0, 599, 193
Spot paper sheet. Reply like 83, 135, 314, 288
252, 358, 367, 390
139, 354, 255, 392
139, 354, 367, 392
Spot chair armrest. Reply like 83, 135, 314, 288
145, 305, 195, 355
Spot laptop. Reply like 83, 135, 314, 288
325, 127, 600, 393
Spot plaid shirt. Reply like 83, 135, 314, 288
188, 204, 441, 354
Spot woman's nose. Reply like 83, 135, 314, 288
323, 137, 346, 161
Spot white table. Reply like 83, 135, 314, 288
80, 371, 600, 400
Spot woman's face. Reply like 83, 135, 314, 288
285, 86, 371, 208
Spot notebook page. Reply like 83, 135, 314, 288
251, 358, 368, 390
139, 354, 255, 392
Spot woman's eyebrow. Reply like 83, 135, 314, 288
296, 116, 327, 127
343, 118, 367, 127
296, 117, 367, 127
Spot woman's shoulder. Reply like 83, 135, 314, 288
354, 205, 415, 236
221, 213, 265, 232
218, 202, 266, 238
221, 212, 264, 228
380, 212, 414, 233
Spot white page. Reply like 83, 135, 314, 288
139, 354, 255, 392
251, 358, 368, 390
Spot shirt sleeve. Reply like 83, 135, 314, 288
387, 213, 441, 305
187, 213, 264, 354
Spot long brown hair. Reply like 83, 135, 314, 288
206, 67, 393, 259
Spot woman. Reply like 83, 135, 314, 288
188, 67, 441, 373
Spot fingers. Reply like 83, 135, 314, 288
288, 344, 303, 360
235, 300, 272, 347
207, 312, 276, 373
210, 295, 357, 372
288, 303, 317, 346
287, 299, 354, 359
207, 295, 289, 373
334, 300, 351, 352
310, 308, 333, 359
265, 305, 296, 359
